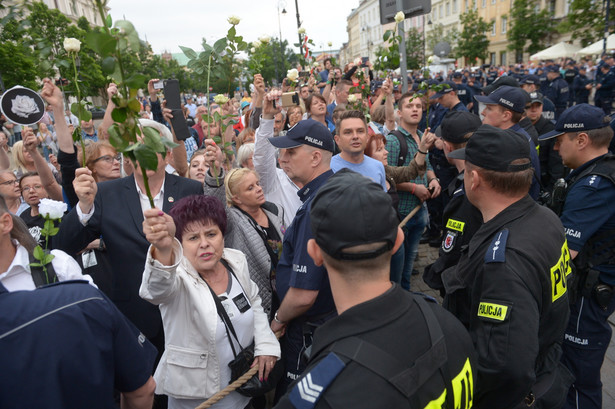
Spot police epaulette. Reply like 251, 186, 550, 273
484, 228, 509, 263
289, 352, 345, 408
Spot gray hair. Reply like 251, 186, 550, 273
236, 143, 255, 168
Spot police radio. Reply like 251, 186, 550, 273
549, 178, 567, 215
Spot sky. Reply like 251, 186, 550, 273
107, 0, 358, 55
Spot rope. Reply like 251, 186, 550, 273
398, 205, 421, 229
195, 331, 284, 408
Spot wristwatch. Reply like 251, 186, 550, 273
274, 311, 286, 325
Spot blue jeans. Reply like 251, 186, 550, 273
389, 243, 404, 284
400, 205, 427, 290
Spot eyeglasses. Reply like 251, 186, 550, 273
0, 179, 18, 187
22, 184, 43, 192
93, 154, 121, 164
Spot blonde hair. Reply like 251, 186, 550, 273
11, 141, 29, 174
224, 167, 259, 207
84, 141, 118, 182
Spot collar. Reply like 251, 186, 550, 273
396, 126, 423, 138
566, 154, 609, 182
297, 169, 334, 203
310, 284, 412, 357
134, 175, 165, 203
1, 240, 30, 280
467, 195, 535, 260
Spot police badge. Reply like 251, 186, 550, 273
442, 230, 457, 253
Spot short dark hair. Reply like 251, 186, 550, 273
335, 110, 367, 133
569, 118, 614, 148
398, 91, 418, 108
169, 195, 227, 240
19, 172, 40, 190
468, 160, 534, 196
0, 194, 37, 252
494, 104, 523, 123
324, 57, 332, 65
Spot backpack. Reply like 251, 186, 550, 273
388, 130, 409, 167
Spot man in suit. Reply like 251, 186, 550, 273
55, 123, 203, 355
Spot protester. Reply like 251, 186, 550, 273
140, 195, 280, 409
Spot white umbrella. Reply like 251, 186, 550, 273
577, 34, 615, 56
529, 42, 582, 60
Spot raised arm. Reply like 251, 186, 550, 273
41, 78, 73, 154
382, 78, 396, 133
249, 74, 265, 130
161, 106, 188, 177
98, 83, 118, 141
22, 127, 63, 201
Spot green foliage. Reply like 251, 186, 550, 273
406, 28, 425, 70
245, 38, 297, 85
508, 0, 554, 58
425, 23, 458, 56
456, 6, 491, 63
559, 0, 615, 46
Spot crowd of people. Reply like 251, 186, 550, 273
0, 51, 614, 409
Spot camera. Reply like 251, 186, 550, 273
274, 92, 300, 108
153, 80, 164, 90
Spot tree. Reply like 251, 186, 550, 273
406, 28, 425, 70
425, 23, 458, 56
456, 7, 490, 63
0, 6, 38, 90
245, 38, 298, 86
559, 0, 615, 46
508, 0, 554, 60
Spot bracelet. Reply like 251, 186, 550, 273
417, 148, 428, 155
411, 183, 416, 195
274, 311, 286, 325
428, 177, 440, 184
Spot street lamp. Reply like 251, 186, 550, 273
294, 0, 302, 55
422, 15, 432, 71
277, 1, 287, 84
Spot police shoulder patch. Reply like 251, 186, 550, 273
484, 229, 509, 263
583, 174, 603, 188
289, 352, 346, 409
477, 299, 512, 323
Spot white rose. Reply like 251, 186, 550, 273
394, 11, 405, 23
298, 27, 306, 35
427, 56, 434, 64
10, 95, 40, 119
63, 37, 81, 53
347, 94, 358, 104
251, 47, 256, 53
259, 35, 271, 44
354, 57, 362, 66
227, 15, 241, 25
313, 61, 320, 68
252, 40, 261, 48
327, 41, 333, 47
213, 94, 230, 105
38, 198, 67, 220
287, 68, 299, 82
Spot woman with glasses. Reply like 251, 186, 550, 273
84, 142, 121, 183
0, 170, 28, 215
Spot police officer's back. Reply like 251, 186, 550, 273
274, 169, 477, 409
444, 125, 572, 409
572, 67, 592, 104
544, 66, 570, 119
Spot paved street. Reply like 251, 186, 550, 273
412, 243, 615, 405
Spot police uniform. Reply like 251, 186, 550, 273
544, 74, 570, 119
443, 196, 572, 409
0, 280, 157, 407
572, 72, 591, 104
456, 83, 473, 108
275, 170, 337, 395
424, 173, 482, 293
595, 68, 615, 115
564, 67, 578, 107
558, 154, 615, 409
274, 284, 477, 409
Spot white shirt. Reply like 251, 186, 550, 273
0, 241, 94, 291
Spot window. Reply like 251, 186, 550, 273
465, 0, 468, 10
453, 0, 458, 13
439, 5, 443, 18
491, 0, 496, 4
490, 52, 496, 65
501, 16, 507, 33
446, 2, 450, 16
491, 20, 496, 36
482, 0, 486, 8
501, 51, 507, 66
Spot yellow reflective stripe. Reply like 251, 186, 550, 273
422, 357, 474, 409
551, 241, 571, 302
446, 219, 465, 232
477, 302, 508, 321
423, 389, 446, 409
451, 358, 474, 409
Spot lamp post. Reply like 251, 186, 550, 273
278, 1, 287, 83
294, 0, 302, 54
604, 0, 611, 55
422, 16, 432, 71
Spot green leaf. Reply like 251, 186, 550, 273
128, 98, 141, 113
213, 37, 227, 54
161, 138, 179, 150
29, 262, 43, 267
125, 73, 147, 89
71, 102, 90, 122
383, 30, 392, 42
49, 227, 59, 236
142, 126, 165, 152
179, 45, 198, 60
44, 219, 54, 232
85, 31, 117, 56
72, 127, 82, 143
101, 56, 116, 75
33, 246, 45, 261
134, 144, 159, 170
43, 253, 55, 265
202, 43, 213, 53
201, 114, 214, 124
213, 111, 221, 122
57, 60, 70, 69
106, 14, 112, 28
114, 20, 140, 50
227, 26, 236, 40
111, 107, 127, 123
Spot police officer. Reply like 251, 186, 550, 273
544, 66, 570, 119
274, 169, 477, 409
444, 125, 573, 409
538, 104, 615, 409
423, 111, 483, 295
520, 74, 557, 122
267, 117, 337, 399
564, 61, 578, 107
595, 63, 615, 115
452, 71, 473, 109
572, 66, 592, 104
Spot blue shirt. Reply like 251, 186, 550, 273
330, 154, 387, 191
0, 280, 157, 407
561, 155, 615, 283
276, 170, 335, 318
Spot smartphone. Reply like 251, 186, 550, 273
361, 57, 369, 67
153, 80, 164, 90
162, 79, 190, 142
274, 92, 300, 109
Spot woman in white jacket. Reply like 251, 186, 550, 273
140, 195, 280, 409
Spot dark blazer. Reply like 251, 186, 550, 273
56, 173, 203, 340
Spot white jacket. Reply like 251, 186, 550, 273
139, 241, 280, 400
